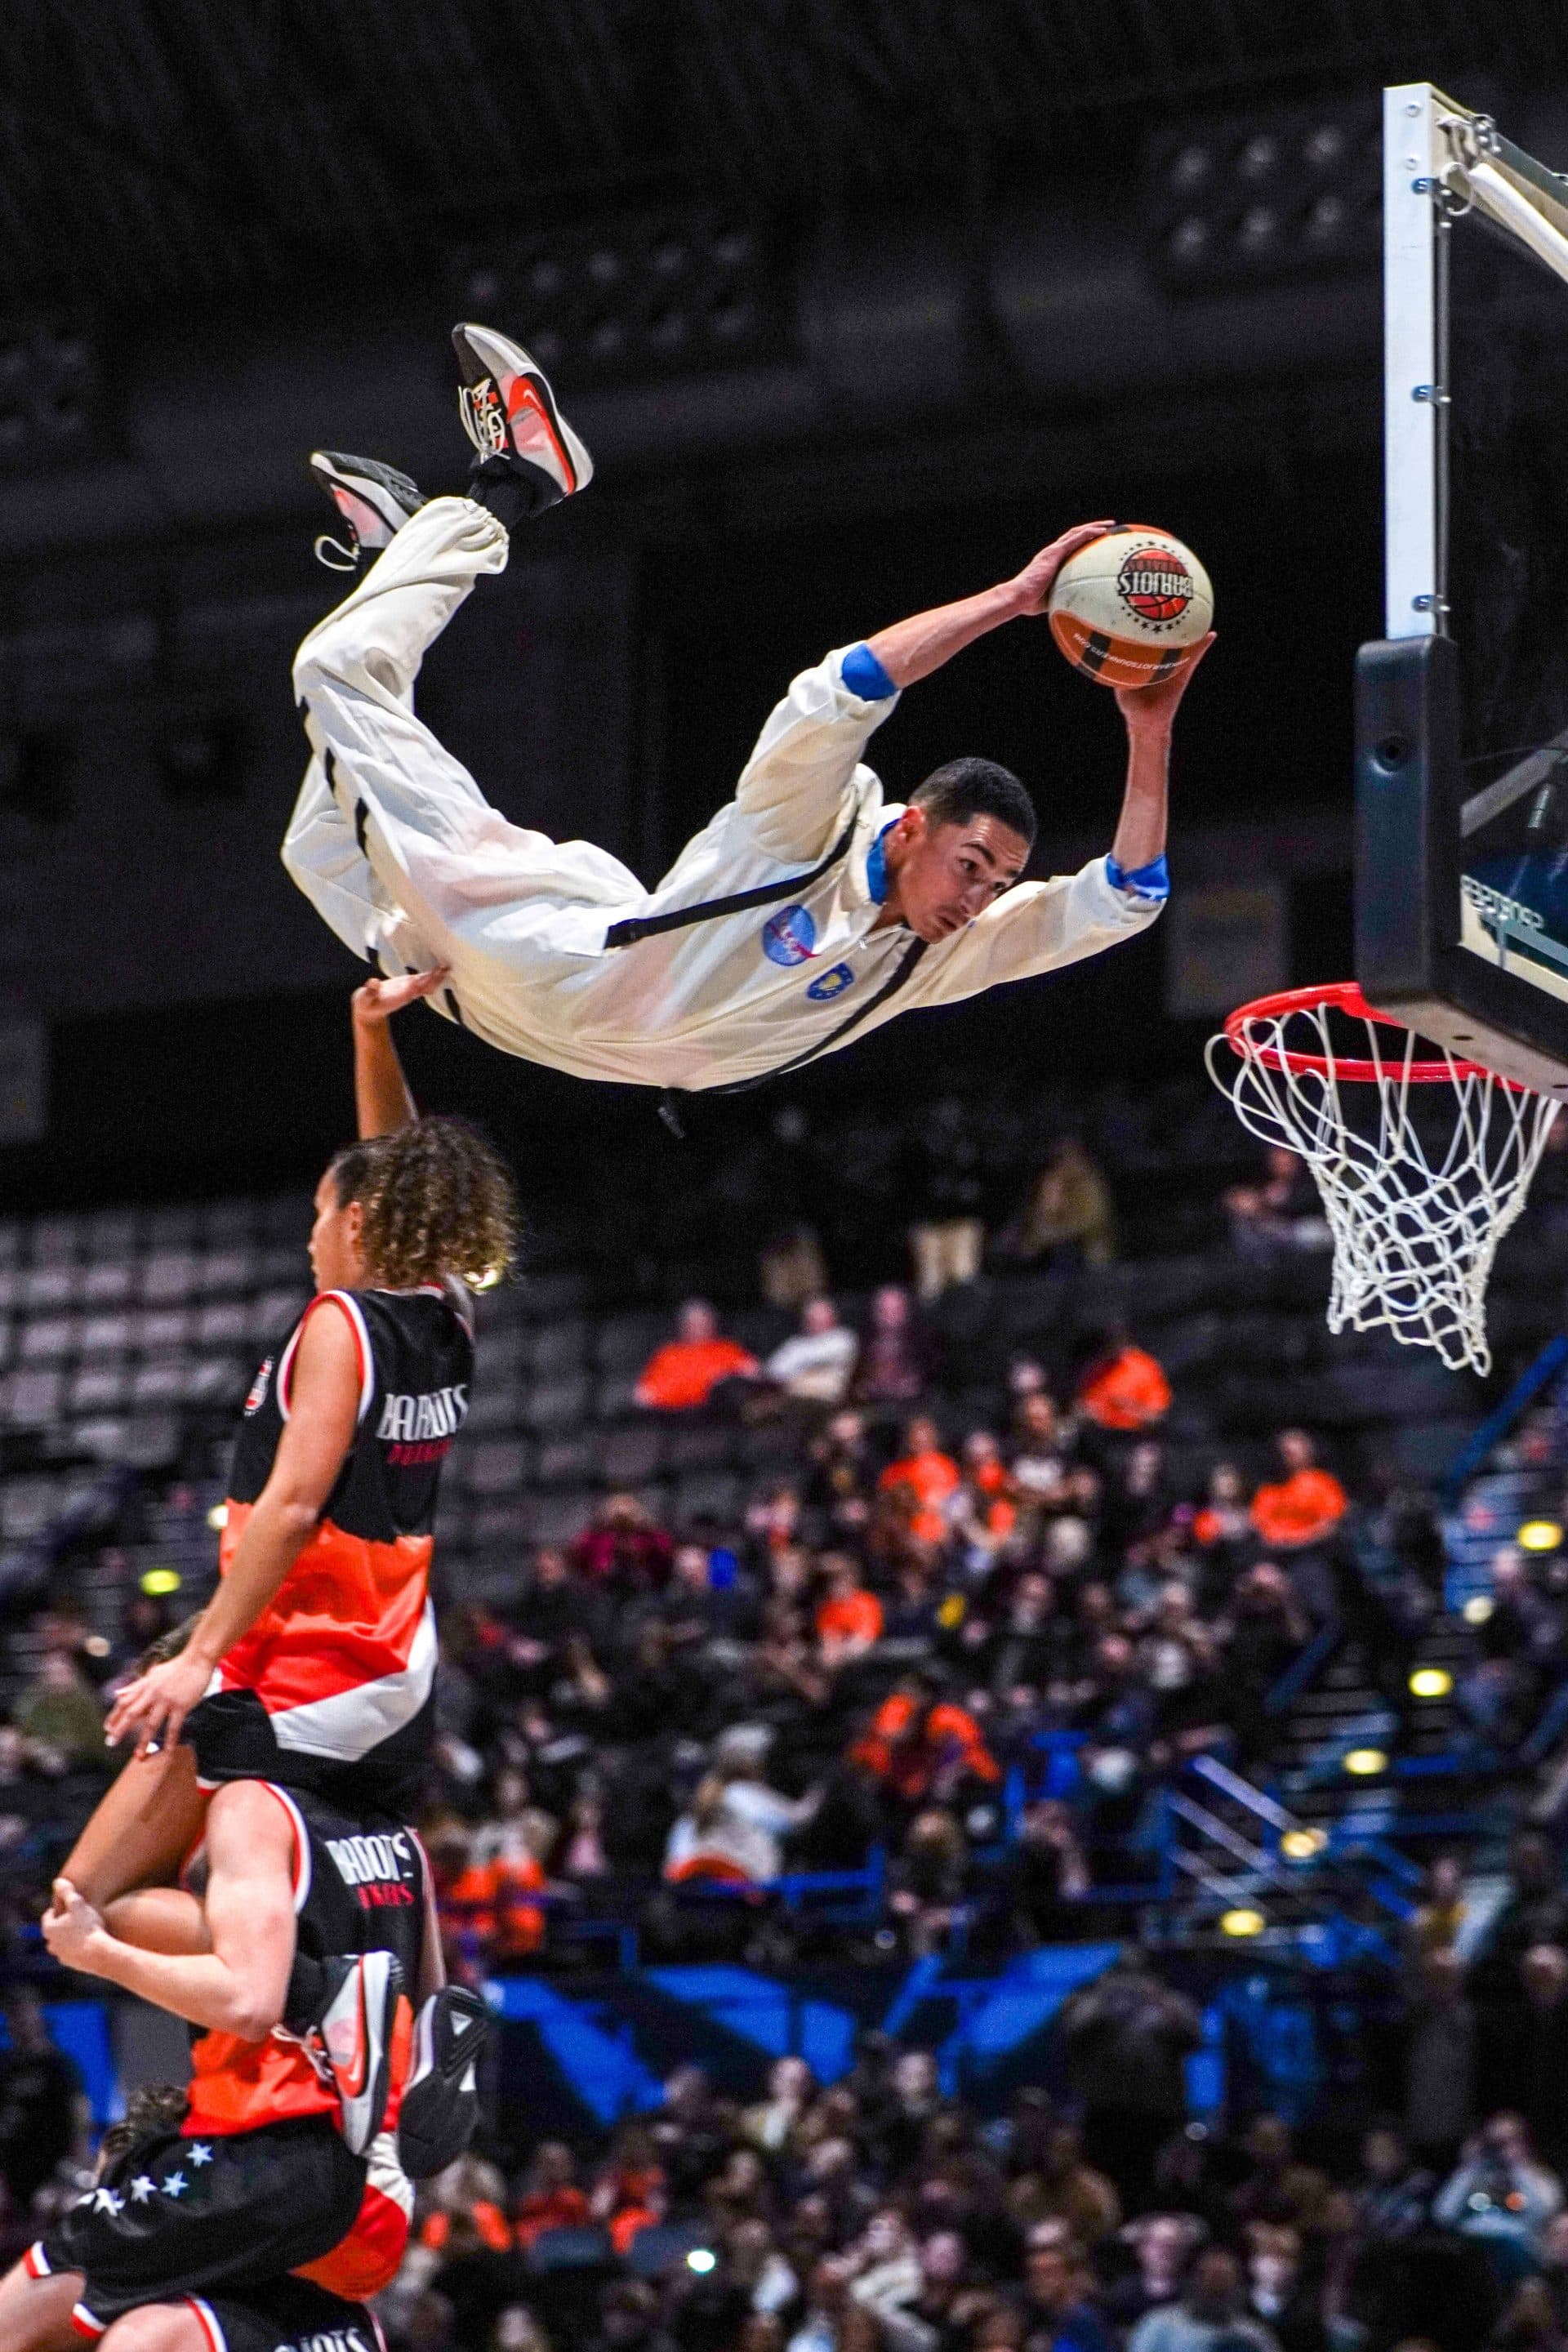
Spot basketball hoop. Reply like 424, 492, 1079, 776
1205, 982, 1559, 1375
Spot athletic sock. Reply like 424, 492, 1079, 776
469, 453, 566, 528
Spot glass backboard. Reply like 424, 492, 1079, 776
1356, 85, 1568, 1100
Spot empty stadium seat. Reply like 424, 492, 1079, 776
526, 1375, 591, 1431
82, 1262, 134, 1304
595, 1425, 663, 1486
69, 1365, 129, 1414
20, 1316, 77, 1361
675, 1472, 742, 1525
21, 1267, 76, 1310
464, 1388, 525, 1434
595, 1312, 665, 1373
4, 1370, 62, 1427
593, 1374, 641, 1422
529, 1491, 596, 1544
465, 1440, 530, 1497
194, 1301, 250, 1348
537, 1435, 595, 1489
532, 1318, 588, 1377
665, 1422, 733, 1473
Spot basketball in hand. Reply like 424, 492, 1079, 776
1049, 527, 1214, 691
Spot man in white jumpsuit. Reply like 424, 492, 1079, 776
285, 326, 1211, 1107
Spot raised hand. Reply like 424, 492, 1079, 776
1116, 631, 1217, 734
351, 968, 451, 1027
1008, 522, 1119, 617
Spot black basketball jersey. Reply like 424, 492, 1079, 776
185, 1781, 429, 2138
212, 1285, 473, 1768
229, 1282, 474, 1537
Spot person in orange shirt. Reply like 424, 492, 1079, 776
430, 1814, 547, 1971
420, 2191, 514, 2257
590, 2127, 667, 2257
853, 1677, 1001, 1802
1075, 1330, 1172, 1432
635, 1298, 759, 1412
950, 1430, 1019, 1557
815, 1556, 885, 1664
511, 2143, 590, 2248
878, 1414, 961, 1545
1250, 1428, 1348, 1551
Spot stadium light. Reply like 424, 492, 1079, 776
207, 1503, 229, 1530
1463, 1595, 1495, 1624
1343, 1748, 1388, 1776
453, 211, 776, 390
686, 2250, 717, 2274
1281, 1828, 1327, 1860
1221, 1907, 1266, 1936
1147, 97, 1379, 291
1409, 1667, 1453, 1699
0, 318, 99, 473
1518, 1520, 1562, 1552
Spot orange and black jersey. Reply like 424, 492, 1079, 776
33, 1784, 431, 2323
185, 1780, 428, 2142
207, 1284, 473, 1788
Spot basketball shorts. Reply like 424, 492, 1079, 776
184, 1686, 433, 1822
29, 2115, 368, 2334
149, 2275, 384, 2352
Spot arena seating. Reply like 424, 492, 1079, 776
1, 1073, 1566, 1966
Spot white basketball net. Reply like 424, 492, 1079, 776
1206, 995, 1559, 1375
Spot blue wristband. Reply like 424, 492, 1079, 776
840, 642, 898, 702
1105, 852, 1169, 902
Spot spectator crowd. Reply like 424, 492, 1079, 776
356, 1861, 1568, 2352
7, 1111, 1568, 2352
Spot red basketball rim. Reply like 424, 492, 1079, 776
1222, 980, 1505, 1085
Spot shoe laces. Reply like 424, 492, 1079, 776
314, 531, 360, 573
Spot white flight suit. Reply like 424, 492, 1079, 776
285, 495, 1164, 1093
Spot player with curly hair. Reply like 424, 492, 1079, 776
63, 970, 519, 1911
104, 965, 516, 1791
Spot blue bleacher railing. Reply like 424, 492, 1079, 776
1442, 1330, 1568, 1502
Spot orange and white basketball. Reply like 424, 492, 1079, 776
1048, 526, 1214, 691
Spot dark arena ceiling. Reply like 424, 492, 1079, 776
0, 0, 1561, 315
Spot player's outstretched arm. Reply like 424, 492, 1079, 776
864, 522, 1115, 689
42, 1783, 296, 2040
1107, 635, 1214, 871
353, 967, 448, 1138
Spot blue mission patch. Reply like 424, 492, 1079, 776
761, 904, 818, 966
806, 962, 856, 1003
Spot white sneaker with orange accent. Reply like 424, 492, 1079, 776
312, 1949, 405, 2157
451, 323, 594, 506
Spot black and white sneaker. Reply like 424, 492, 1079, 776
398, 1984, 492, 2178
452, 324, 594, 510
310, 450, 427, 572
